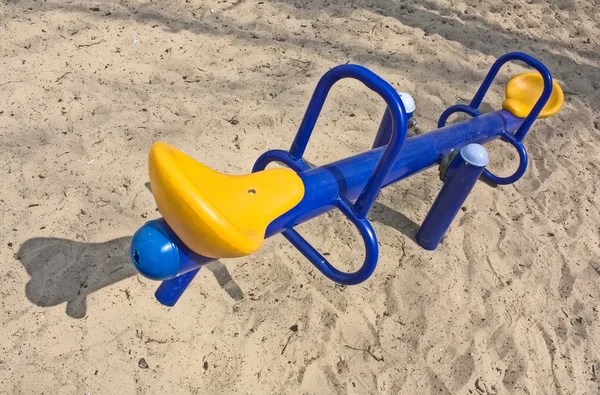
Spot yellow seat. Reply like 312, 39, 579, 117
502, 71, 564, 118
148, 142, 305, 258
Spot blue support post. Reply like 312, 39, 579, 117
415, 143, 489, 251
155, 269, 201, 307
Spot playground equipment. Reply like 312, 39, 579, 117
129, 52, 563, 306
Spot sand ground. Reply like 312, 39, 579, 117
1, 0, 599, 394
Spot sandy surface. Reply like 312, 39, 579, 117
1, 0, 599, 393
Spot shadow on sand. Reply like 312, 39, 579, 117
17, 236, 243, 318
17, 201, 418, 318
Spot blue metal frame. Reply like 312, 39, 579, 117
155, 268, 200, 306
263, 109, 522, 237
130, 52, 558, 306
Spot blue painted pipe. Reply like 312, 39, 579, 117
130, 109, 527, 306
264, 109, 522, 236
415, 144, 489, 250
154, 268, 200, 306
131, 110, 523, 281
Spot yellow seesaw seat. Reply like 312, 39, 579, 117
502, 71, 564, 118
149, 142, 305, 258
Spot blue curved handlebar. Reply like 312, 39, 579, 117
470, 52, 553, 142
252, 149, 311, 173
282, 197, 378, 285
253, 64, 407, 284
437, 52, 552, 185
437, 104, 482, 129
289, 64, 409, 219
473, 52, 551, 184
482, 131, 528, 185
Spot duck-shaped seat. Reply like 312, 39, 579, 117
148, 142, 305, 258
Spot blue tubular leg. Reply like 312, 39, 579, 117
416, 144, 489, 250
155, 268, 201, 307
288, 64, 409, 219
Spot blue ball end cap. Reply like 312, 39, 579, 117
130, 219, 181, 281
460, 143, 489, 168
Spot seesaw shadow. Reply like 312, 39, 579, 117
17, 236, 135, 319
300, 161, 421, 241
370, 201, 420, 242
17, 236, 243, 318
202, 261, 243, 301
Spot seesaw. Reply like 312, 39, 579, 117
129, 52, 563, 307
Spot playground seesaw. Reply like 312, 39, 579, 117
129, 52, 563, 306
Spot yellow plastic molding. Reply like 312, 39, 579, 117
148, 142, 305, 258
502, 71, 564, 118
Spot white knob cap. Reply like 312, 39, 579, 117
460, 144, 489, 167
398, 92, 416, 114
